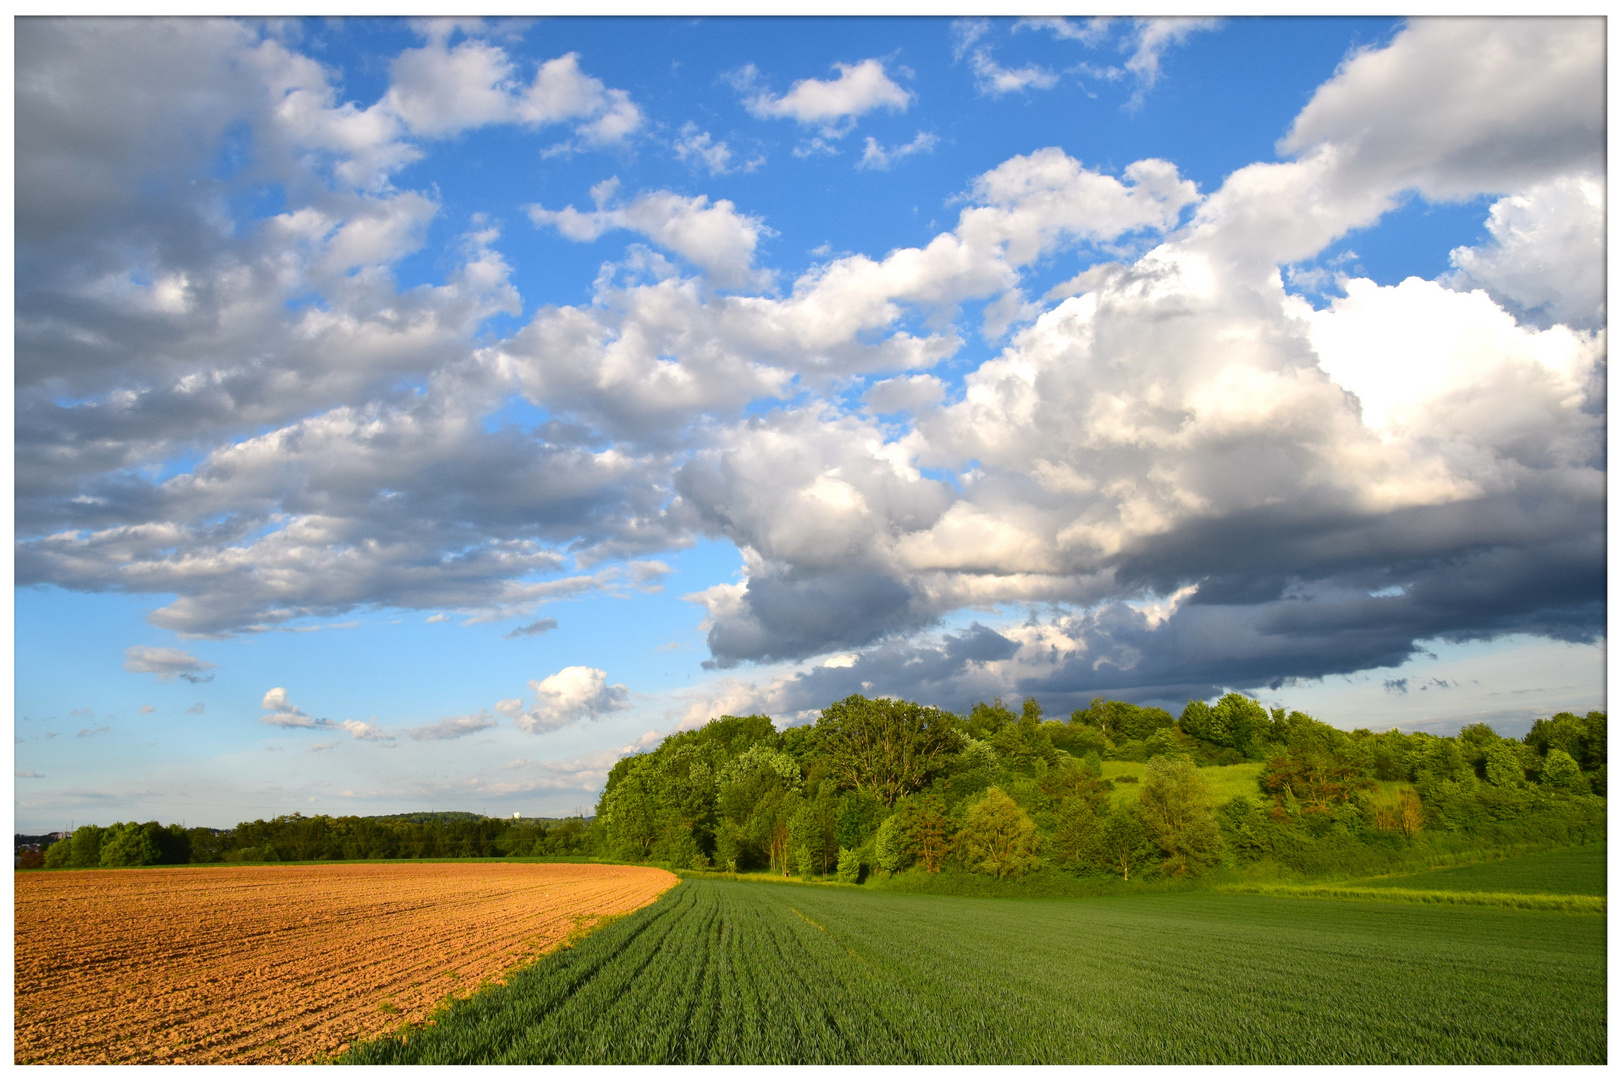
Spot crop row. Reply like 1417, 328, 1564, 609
343, 879, 1606, 1064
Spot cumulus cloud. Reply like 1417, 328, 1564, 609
743, 59, 911, 134
1278, 18, 1602, 201
672, 18, 1605, 689
529, 180, 773, 289
385, 38, 641, 144
12, 17, 1606, 713
516, 666, 631, 734
1446, 173, 1605, 329
123, 646, 217, 682
260, 687, 326, 729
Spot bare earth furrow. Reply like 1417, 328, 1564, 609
14, 862, 676, 1064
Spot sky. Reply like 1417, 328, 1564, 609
12, 16, 1607, 831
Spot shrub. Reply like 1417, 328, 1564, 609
836, 847, 862, 883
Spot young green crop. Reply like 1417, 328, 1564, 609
342, 878, 1605, 1065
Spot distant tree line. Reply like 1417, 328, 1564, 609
34, 813, 593, 869
27, 698, 1604, 885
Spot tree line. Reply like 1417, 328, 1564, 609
26, 696, 1604, 884
592, 695, 1606, 883
30, 813, 593, 869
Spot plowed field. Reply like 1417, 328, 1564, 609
14, 861, 677, 1064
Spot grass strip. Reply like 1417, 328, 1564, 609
1215, 883, 1604, 913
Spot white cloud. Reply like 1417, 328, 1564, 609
516, 666, 631, 734
1125, 18, 1221, 92
1015, 17, 1112, 46
1304, 276, 1601, 448
529, 183, 772, 289
1279, 18, 1602, 200
13, 17, 1606, 709
123, 646, 217, 681
674, 123, 762, 175
260, 687, 326, 729
340, 718, 394, 743
745, 59, 911, 133
856, 131, 939, 171
1446, 173, 1605, 329
384, 36, 518, 137
950, 19, 992, 60
967, 50, 1058, 96
382, 38, 642, 146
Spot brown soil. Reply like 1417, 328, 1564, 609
14, 861, 677, 1064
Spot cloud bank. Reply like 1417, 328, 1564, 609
14, 17, 1605, 720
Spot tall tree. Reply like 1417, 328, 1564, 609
819, 695, 963, 806
1136, 755, 1222, 876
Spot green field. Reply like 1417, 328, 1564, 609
342, 878, 1605, 1064
1348, 842, 1606, 896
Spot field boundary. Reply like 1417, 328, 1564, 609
1215, 883, 1605, 914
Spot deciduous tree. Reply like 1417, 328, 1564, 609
819, 694, 963, 806
1137, 755, 1222, 876
956, 787, 1040, 880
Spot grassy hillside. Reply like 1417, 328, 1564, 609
1101, 760, 1265, 807
341, 878, 1604, 1064
1346, 842, 1606, 896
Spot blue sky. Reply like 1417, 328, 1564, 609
14, 17, 1606, 830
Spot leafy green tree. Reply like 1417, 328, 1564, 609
598, 756, 661, 861
873, 812, 912, 873
1049, 796, 1103, 870
1073, 698, 1176, 741
819, 694, 963, 806
955, 787, 1040, 880
99, 821, 162, 867
43, 838, 72, 869
1093, 805, 1154, 880
1540, 747, 1583, 790
788, 790, 837, 875
1045, 720, 1107, 759
1484, 743, 1526, 787
69, 824, 106, 868
962, 699, 1018, 740
990, 700, 1060, 772
1136, 755, 1222, 876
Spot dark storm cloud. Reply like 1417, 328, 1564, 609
702, 567, 938, 668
